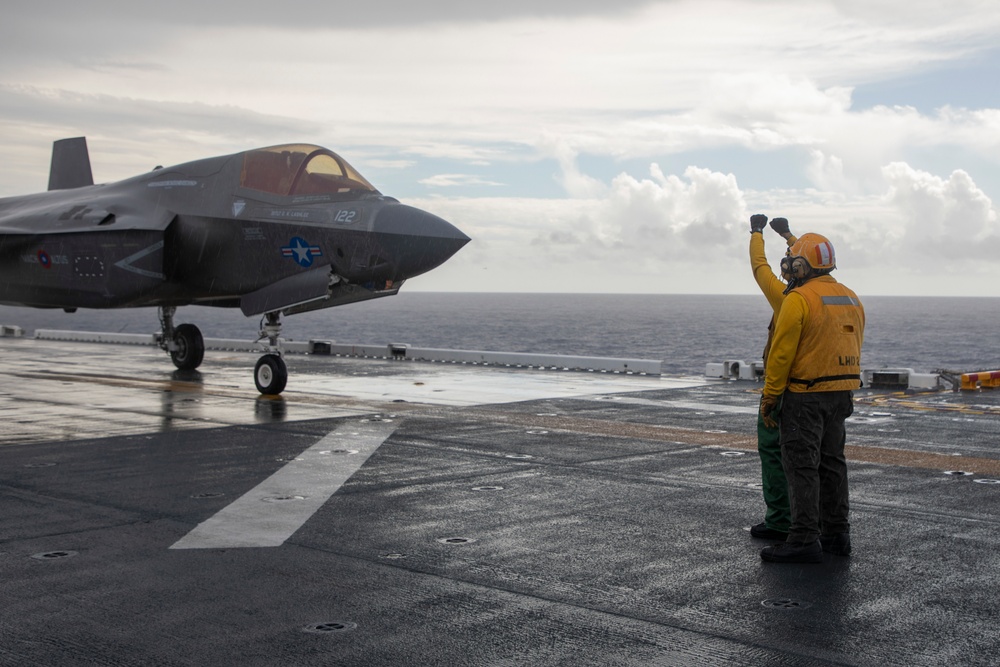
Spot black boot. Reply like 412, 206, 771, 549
760, 540, 822, 563
820, 532, 852, 556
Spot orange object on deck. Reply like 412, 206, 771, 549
961, 370, 1000, 390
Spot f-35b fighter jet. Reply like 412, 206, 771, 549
0, 138, 470, 394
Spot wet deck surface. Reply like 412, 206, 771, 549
2, 337, 1000, 666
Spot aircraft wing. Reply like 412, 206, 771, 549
0, 189, 176, 236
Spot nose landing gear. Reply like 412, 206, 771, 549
254, 311, 287, 395
254, 354, 287, 395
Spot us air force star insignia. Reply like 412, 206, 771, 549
281, 237, 323, 267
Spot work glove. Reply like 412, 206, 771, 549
769, 217, 790, 236
760, 394, 780, 430
750, 214, 768, 233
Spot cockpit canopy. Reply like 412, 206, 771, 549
240, 144, 379, 198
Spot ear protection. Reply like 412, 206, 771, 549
781, 255, 813, 295
789, 257, 811, 280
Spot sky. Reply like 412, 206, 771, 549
2, 0, 1000, 296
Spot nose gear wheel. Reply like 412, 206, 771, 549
255, 354, 288, 395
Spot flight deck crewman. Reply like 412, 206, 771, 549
748, 214, 796, 541
758, 233, 864, 564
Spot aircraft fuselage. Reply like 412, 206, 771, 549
0, 145, 469, 314
0, 139, 469, 393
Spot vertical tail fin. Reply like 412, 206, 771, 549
48, 137, 94, 191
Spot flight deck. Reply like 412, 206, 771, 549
1, 335, 999, 666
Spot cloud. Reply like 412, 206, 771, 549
4, 3, 1000, 183
702, 73, 854, 128
359, 158, 416, 170
0, 85, 321, 193
0, 1, 661, 32
537, 135, 607, 198
3, 1, 1000, 296
418, 174, 505, 188
72, 59, 169, 74
881, 162, 1000, 259
598, 165, 744, 256
403, 144, 513, 165
830, 0, 1000, 33
412, 162, 748, 288
408, 157, 1000, 295
807, 150, 851, 193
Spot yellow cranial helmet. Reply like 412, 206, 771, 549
789, 233, 836, 271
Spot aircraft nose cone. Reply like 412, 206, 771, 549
372, 204, 470, 280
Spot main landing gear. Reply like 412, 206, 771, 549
158, 306, 204, 371
157, 306, 288, 395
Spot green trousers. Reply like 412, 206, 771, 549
757, 410, 791, 532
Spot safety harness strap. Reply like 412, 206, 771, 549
789, 374, 861, 389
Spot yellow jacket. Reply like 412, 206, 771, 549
749, 231, 796, 366
764, 275, 865, 396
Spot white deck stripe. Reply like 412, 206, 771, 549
590, 396, 757, 414
171, 419, 397, 549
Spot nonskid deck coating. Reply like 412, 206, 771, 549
1, 337, 999, 666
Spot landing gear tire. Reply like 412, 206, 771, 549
171, 323, 205, 370
254, 354, 288, 395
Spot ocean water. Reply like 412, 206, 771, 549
1, 293, 998, 376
